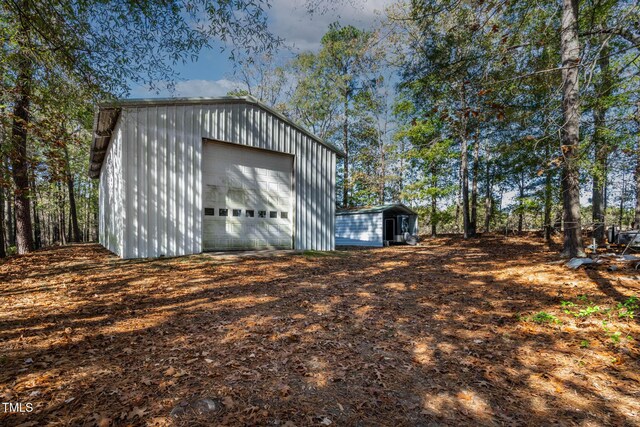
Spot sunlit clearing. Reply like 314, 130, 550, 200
384, 282, 407, 291
354, 305, 373, 318
412, 341, 433, 364
311, 303, 332, 315
304, 356, 330, 388
455, 390, 495, 420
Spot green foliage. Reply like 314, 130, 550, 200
0, 0, 283, 255
530, 311, 560, 324
617, 297, 638, 319
3, 0, 280, 98
389, 0, 640, 237
560, 296, 638, 320
575, 306, 602, 318
289, 22, 388, 207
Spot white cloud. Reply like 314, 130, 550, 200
173, 79, 241, 97
269, 0, 393, 52
129, 78, 242, 98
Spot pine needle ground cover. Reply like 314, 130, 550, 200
0, 236, 638, 426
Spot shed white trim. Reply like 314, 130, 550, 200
335, 212, 384, 247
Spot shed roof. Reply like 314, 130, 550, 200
89, 96, 345, 178
336, 204, 417, 216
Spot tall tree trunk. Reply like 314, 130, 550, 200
64, 145, 82, 242
554, 181, 563, 231
592, 43, 611, 245
544, 145, 553, 241
93, 180, 99, 241
634, 102, 640, 229
455, 197, 461, 233
470, 137, 480, 236
378, 114, 387, 205
461, 136, 470, 238
398, 139, 405, 202
10, 52, 34, 254
431, 164, 437, 237
342, 92, 349, 207
460, 85, 470, 239
57, 181, 66, 245
30, 175, 41, 249
0, 187, 5, 258
483, 155, 492, 233
5, 179, 15, 247
518, 176, 525, 233
379, 147, 387, 205
379, 142, 385, 204
455, 160, 462, 233
84, 189, 93, 242
619, 173, 626, 229
560, 0, 584, 257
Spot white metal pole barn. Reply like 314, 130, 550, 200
89, 97, 344, 259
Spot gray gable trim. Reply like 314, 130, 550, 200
336, 204, 418, 216
89, 96, 345, 178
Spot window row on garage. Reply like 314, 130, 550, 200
203, 208, 289, 218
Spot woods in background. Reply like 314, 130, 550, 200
234, 1, 640, 258
1, 0, 639, 258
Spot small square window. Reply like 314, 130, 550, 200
270, 211, 278, 218
219, 208, 228, 216
258, 210, 266, 218
204, 208, 215, 216
232, 209, 241, 217
280, 212, 288, 219
246, 210, 255, 217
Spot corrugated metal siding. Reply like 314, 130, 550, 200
335, 213, 383, 247
98, 120, 124, 256
103, 102, 336, 258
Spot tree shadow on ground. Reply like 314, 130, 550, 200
0, 236, 638, 426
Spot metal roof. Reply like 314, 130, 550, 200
89, 96, 345, 178
336, 204, 418, 216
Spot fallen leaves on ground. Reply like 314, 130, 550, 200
0, 235, 639, 426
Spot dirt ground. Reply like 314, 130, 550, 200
0, 235, 639, 426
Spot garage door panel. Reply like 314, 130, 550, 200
202, 141, 293, 251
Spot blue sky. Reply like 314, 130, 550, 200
130, 0, 393, 98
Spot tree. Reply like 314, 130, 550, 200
1, 0, 279, 254
395, 99, 456, 236
388, 0, 640, 247
227, 53, 289, 112
394, 0, 504, 238
290, 23, 378, 207
636, 103, 640, 228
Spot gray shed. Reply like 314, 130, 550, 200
335, 204, 419, 247
90, 96, 344, 259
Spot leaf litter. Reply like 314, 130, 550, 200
0, 236, 638, 425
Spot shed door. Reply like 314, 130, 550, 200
202, 141, 293, 250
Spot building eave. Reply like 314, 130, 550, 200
336, 204, 418, 216
88, 96, 345, 179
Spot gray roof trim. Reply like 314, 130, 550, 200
89, 107, 121, 178
89, 96, 344, 178
336, 204, 418, 216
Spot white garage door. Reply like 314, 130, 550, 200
202, 141, 293, 250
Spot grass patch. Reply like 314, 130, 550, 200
300, 250, 349, 258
